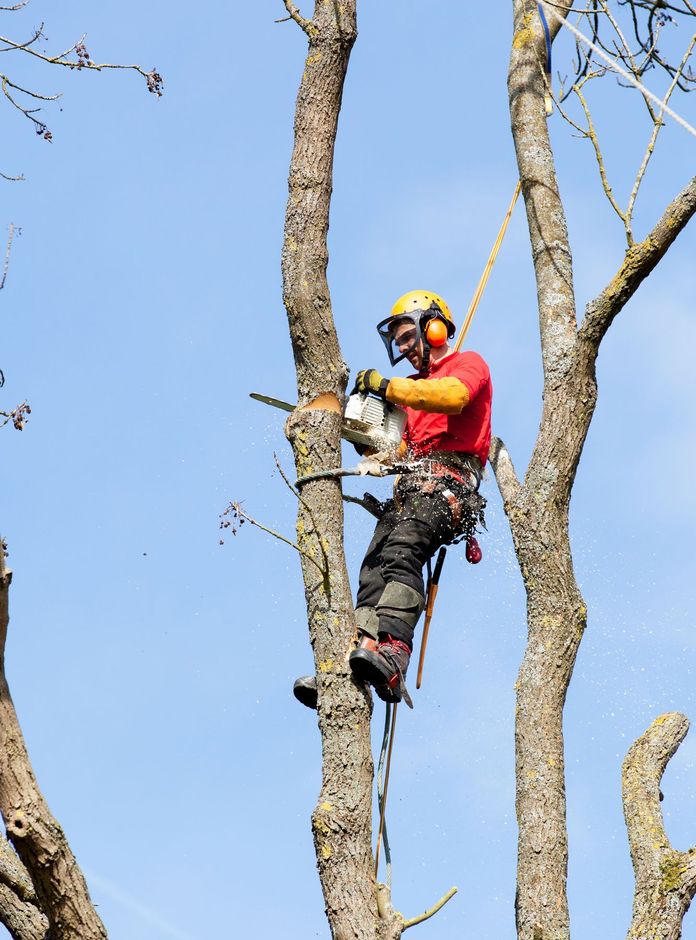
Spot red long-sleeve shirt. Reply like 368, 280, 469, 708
399, 350, 492, 466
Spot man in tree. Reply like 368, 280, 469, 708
294, 289, 491, 709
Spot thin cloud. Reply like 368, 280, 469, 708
86, 871, 196, 940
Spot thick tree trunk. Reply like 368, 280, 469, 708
0, 557, 106, 940
280, 4, 388, 938
502, 6, 696, 940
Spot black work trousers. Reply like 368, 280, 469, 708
355, 482, 465, 650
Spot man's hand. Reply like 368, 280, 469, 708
354, 369, 389, 399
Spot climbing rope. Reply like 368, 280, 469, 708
375, 701, 395, 887
453, 180, 522, 352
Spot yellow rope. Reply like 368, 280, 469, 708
454, 180, 522, 352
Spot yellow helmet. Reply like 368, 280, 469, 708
377, 290, 456, 365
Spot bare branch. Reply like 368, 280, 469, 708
219, 501, 326, 576
1, 76, 56, 138
0, 223, 16, 290
272, 452, 330, 573
572, 79, 627, 225
489, 436, 521, 509
402, 887, 458, 930
0, 23, 43, 55
281, 0, 312, 33
0, 33, 163, 96
623, 713, 696, 940
0, 401, 30, 431
560, 0, 696, 97
579, 174, 696, 353
625, 32, 696, 240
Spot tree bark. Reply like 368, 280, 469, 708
502, 6, 696, 940
280, 4, 388, 939
0, 832, 47, 939
0, 556, 106, 940
0, 881, 48, 940
623, 714, 696, 940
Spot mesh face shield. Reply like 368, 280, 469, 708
376, 313, 423, 366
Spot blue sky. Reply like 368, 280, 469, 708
1, 2, 696, 938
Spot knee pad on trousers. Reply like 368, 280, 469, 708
355, 606, 379, 640
376, 581, 424, 629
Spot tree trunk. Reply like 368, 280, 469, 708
280, 4, 387, 938
0, 557, 106, 940
501, 5, 696, 940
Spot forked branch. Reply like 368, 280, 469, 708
280, 0, 312, 33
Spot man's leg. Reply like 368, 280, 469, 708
350, 488, 455, 703
293, 503, 396, 709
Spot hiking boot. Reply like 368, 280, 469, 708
349, 635, 413, 707
293, 675, 317, 710
294, 633, 378, 710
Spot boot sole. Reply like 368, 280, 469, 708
293, 677, 318, 710
349, 649, 394, 688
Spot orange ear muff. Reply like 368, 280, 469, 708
425, 318, 448, 347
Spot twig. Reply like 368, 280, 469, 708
625, 31, 696, 242
0, 401, 30, 430
402, 887, 458, 930
1, 75, 58, 137
599, 0, 658, 120
0, 222, 16, 289
573, 80, 627, 225
544, 3, 696, 136
0, 22, 44, 55
273, 451, 330, 573
220, 501, 326, 576
281, 0, 312, 33
0, 32, 163, 95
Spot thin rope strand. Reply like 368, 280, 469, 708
454, 180, 522, 352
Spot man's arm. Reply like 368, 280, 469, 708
386, 377, 469, 414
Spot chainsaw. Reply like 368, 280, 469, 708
249, 390, 406, 452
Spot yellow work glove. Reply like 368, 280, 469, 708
353, 369, 389, 400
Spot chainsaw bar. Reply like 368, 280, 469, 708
250, 392, 386, 449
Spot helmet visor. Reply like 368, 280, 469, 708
377, 314, 422, 366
